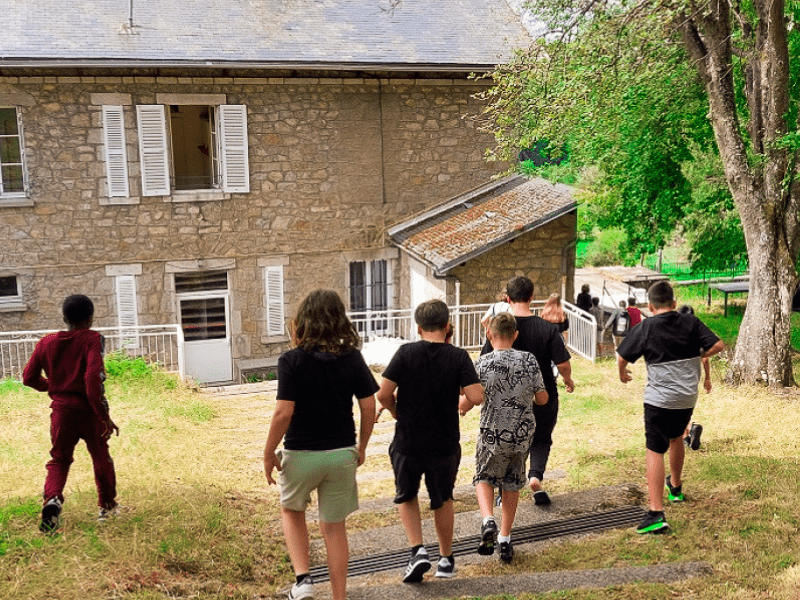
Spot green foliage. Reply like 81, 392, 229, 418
105, 353, 179, 391
578, 227, 630, 267
0, 379, 24, 395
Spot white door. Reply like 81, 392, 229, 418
179, 293, 233, 383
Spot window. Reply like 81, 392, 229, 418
264, 266, 285, 337
136, 104, 249, 197
349, 260, 391, 333
0, 275, 21, 304
0, 107, 27, 197
175, 270, 229, 342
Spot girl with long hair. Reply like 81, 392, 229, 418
264, 289, 378, 600
540, 293, 569, 341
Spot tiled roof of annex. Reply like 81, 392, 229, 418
0, 0, 531, 70
388, 175, 577, 275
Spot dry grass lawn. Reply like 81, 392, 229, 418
1, 350, 799, 599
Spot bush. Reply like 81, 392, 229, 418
579, 227, 630, 267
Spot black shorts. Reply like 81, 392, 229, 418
644, 404, 693, 454
389, 442, 460, 510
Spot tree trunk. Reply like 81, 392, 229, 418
680, 0, 799, 387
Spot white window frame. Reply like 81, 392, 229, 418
348, 259, 392, 313
136, 103, 249, 198
102, 106, 130, 198
264, 265, 285, 337
114, 275, 139, 348
0, 106, 28, 199
0, 274, 23, 306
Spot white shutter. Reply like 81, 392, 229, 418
102, 106, 130, 198
115, 275, 139, 348
136, 105, 170, 196
265, 266, 285, 336
218, 104, 250, 193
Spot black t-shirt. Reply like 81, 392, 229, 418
382, 341, 481, 457
617, 311, 720, 365
481, 315, 571, 400
278, 347, 379, 451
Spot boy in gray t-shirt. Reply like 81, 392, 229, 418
460, 313, 548, 563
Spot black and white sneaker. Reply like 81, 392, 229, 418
688, 423, 703, 450
402, 547, 431, 583
499, 540, 514, 563
39, 497, 62, 533
478, 519, 498, 555
287, 575, 314, 599
434, 555, 456, 578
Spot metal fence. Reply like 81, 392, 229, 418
642, 256, 749, 282
348, 301, 597, 361
0, 325, 185, 380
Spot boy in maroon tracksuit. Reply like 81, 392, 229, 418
23, 294, 119, 533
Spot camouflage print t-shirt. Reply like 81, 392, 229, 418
474, 348, 546, 456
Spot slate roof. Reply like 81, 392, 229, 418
0, 0, 531, 71
388, 175, 577, 275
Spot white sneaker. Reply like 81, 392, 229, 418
287, 575, 314, 599
98, 506, 118, 522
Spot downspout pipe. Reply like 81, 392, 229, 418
433, 271, 461, 344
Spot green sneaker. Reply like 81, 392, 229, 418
636, 510, 669, 534
666, 475, 685, 502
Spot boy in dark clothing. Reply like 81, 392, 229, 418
480, 276, 575, 506
23, 295, 119, 533
377, 300, 484, 583
617, 281, 724, 534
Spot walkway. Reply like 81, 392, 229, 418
202, 382, 712, 599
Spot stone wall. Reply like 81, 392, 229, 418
0, 75, 503, 380
450, 211, 577, 306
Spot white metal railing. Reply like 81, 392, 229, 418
0, 325, 185, 380
348, 301, 597, 361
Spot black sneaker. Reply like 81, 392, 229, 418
287, 575, 314, 599
688, 423, 703, 450
402, 547, 431, 583
434, 555, 456, 578
665, 475, 685, 502
499, 540, 514, 563
636, 510, 669, 534
478, 519, 498, 555
39, 497, 62, 533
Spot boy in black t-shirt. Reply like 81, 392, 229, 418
377, 300, 484, 583
617, 281, 724, 534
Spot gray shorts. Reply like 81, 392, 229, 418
279, 446, 359, 523
473, 444, 528, 492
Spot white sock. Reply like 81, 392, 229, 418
482, 516, 495, 526
498, 534, 511, 544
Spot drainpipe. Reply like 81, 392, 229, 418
562, 239, 577, 302
434, 271, 460, 344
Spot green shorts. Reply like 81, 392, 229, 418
279, 446, 359, 523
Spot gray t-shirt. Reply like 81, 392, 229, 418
474, 349, 546, 456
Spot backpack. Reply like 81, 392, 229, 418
614, 311, 629, 335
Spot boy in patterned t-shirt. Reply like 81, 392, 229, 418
460, 313, 548, 563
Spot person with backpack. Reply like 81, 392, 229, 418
606, 300, 630, 347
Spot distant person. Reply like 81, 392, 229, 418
481, 276, 575, 506
605, 300, 630, 347
541, 293, 569, 343
461, 312, 548, 563
377, 300, 484, 583
677, 304, 711, 450
617, 281, 724, 534
22, 294, 119, 533
589, 297, 604, 331
627, 297, 643, 327
481, 291, 512, 330
576, 284, 593, 313
263, 290, 378, 600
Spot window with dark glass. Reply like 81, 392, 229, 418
0, 108, 25, 196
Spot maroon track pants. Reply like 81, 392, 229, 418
44, 407, 117, 509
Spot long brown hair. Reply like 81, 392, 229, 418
290, 289, 361, 354
540, 293, 566, 324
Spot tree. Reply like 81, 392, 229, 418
481, 1, 800, 386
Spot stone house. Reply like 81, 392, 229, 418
0, 0, 575, 383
